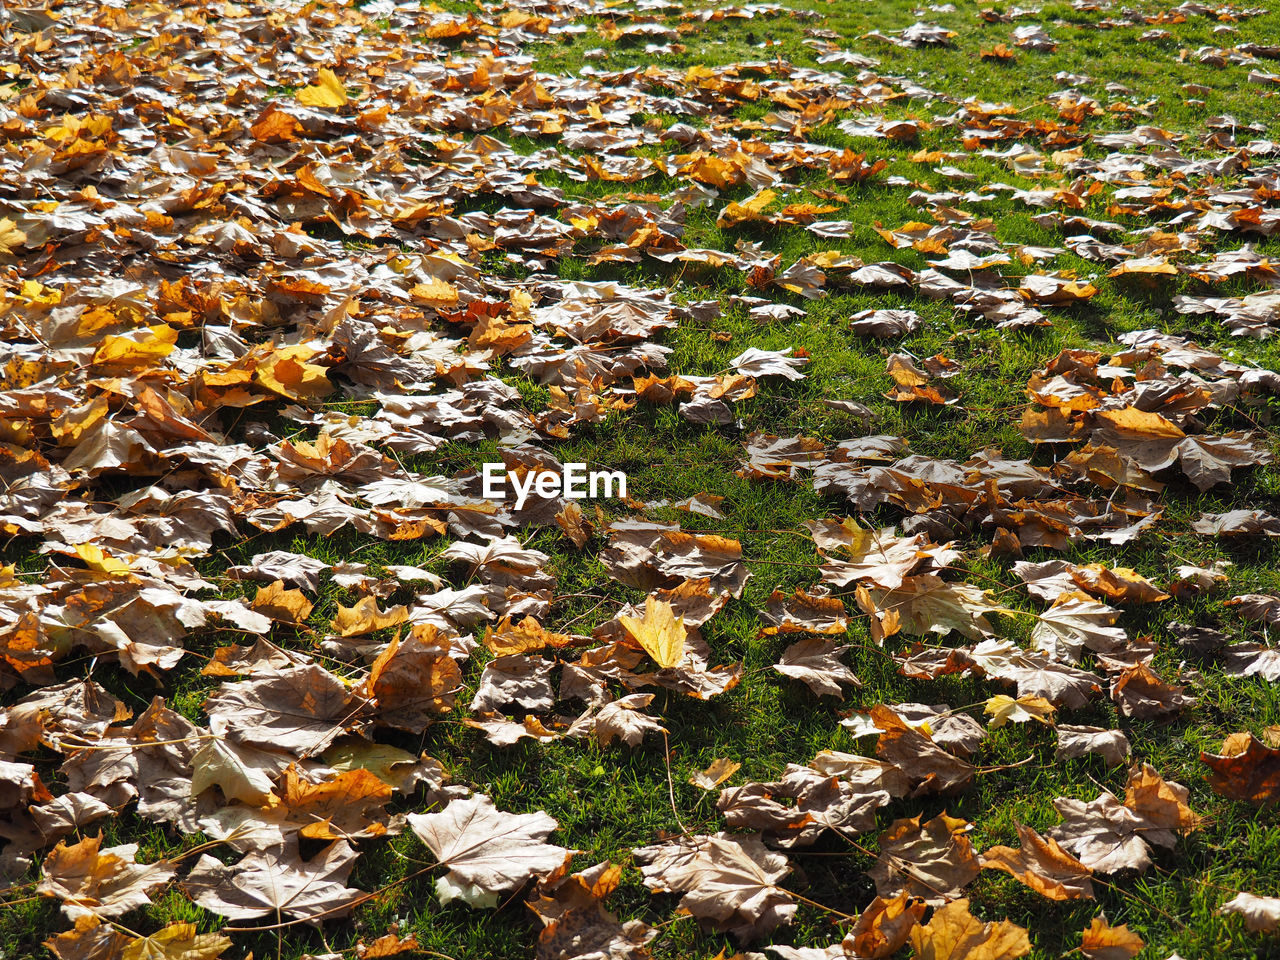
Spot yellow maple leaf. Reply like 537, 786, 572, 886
0, 217, 25, 255
74, 543, 132, 577
716, 188, 777, 227
297, 68, 350, 108
984, 694, 1056, 729
123, 923, 230, 960
251, 579, 313, 623
92, 323, 177, 368
331, 596, 408, 637
254, 344, 333, 401
619, 596, 685, 669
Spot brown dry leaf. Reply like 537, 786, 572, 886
363, 632, 462, 732
859, 575, 1002, 641
980, 823, 1094, 900
980, 43, 1018, 61
1201, 734, 1280, 804
1056, 726, 1131, 767
1048, 763, 1200, 874
184, 840, 362, 923
408, 794, 572, 905
555, 502, 593, 548
37, 833, 176, 920
356, 934, 420, 959
872, 704, 975, 796
1070, 564, 1169, 605
579, 693, 667, 748
847, 892, 928, 958
633, 832, 795, 940
204, 663, 365, 757
1080, 916, 1144, 960
1110, 664, 1194, 719
466, 714, 562, 748
759, 588, 849, 635
909, 898, 1031, 960
44, 916, 129, 960
1219, 892, 1280, 932
527, 861, 654, 960
870, 812, 979, 904
250, 579, 313, 623
820, 527, 955, 592
772, 892, 925, 960
773, 637, 861, 697
280, 765, 394, 842
1030, 598, 1127, 663
1125, 762, 1202, 833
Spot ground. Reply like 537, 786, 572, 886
3, 0, 1280, 958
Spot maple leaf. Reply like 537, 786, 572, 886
967, 640, 1103, 709
408, 794, 572, 906
983, 694, 1055, 729
820, 526, 955, 591
1080, 916, 1143, 960
362, 632, 461, 732
0, 217, 27, 256
980, 823, 1094, 900
190, 734, 286, 806
1110, 664, 1194, 719
471, 655, 556, 714
250, 579, 313, 623
690, 758, 742, 791
619, 595, 686, 669
203, 664, 367, 757
872, 704, 975, 796
1047, 763, 1200, 873
527, 861, 655, 960
297, 68, 351, 108
485, 616, 583, 657
870, 812, 980, 904
355, 934, 421, 959
847, 893, 928, 959
773, 638, 861, 697
909, 898, 1031, 960
184, 840, 363, 924
44, 916, 130, 960
37, 834, 176, 920
122, 923, 230, 960
1201, 734, 1280, 804
770, 892, 925, 960
1219, 892, 1280, 932
1056, 725, 1130, 767
719, 763, 890, 847
759, 588, 849, 636
633, 832, 795, 940
858, 575, 1003, 641
331, 596, 409, 637
571, 693, 667, 748
1030, 599, 1127, 662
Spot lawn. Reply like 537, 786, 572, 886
3, 0, 1280, 958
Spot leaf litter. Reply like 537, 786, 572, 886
1, 0, 1280, 957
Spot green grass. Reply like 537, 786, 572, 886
7, 0, 1280, 958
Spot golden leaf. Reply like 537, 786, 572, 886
297, 68, 350, 108
619, 596, 686, 669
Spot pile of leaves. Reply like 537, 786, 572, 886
3, 0, 1280, 957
